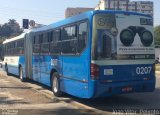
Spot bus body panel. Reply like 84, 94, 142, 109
61, 49, 90, 98
40, 55, 53, 86
99, 64, 154, 82
30, 11, 93, 98
32, 55, 42, 82
88, 77, 155, 98
7, 56, 20, 76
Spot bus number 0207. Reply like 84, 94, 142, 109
136, 67, 152, 75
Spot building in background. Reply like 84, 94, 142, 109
65, 7, 94, 18
95, 0, 153, 16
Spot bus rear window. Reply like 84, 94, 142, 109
92, 13, 154, 60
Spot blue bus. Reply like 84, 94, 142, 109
2, 10, 155, 98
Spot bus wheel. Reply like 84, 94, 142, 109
19, 67, 25, 82
51, 72, 62, 97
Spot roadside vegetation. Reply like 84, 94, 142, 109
0, 19, 23, 44
155, 25, 160, 47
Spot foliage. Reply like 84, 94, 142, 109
0, 23, 13, 37
154, 25, 160, 47
0, 19, 23, 42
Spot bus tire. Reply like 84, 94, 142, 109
51, 72, 63, 97
19, 67, 25, 82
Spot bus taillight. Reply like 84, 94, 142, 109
91, 63, 99, 80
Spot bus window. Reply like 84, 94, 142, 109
42, 33, 47, 43
54, 29, 60, 42
92, 14, 117, 60
17, 40, 24, 55
61, 25, 77, 54
33, 36, 36, 44
39, 34, 43, 43
48, 31, 53, 42
35, 35, 40, 44
50, 29, 61, 55
14, 41, 18, 55
77, 22, 88, 53
33, 35, 40, 54
0, 44, 4, 60
101, 34, 112, 58
41, 32, 50, 54
11, 42, 15, 55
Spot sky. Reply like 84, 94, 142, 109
0, 0, 159, 27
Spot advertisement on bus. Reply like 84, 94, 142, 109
93, 13, 155, 60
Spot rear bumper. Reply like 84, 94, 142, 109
90, 79, 155, 98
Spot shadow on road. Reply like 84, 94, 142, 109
68, 88, 160, 113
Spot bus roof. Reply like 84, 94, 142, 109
3, 33, 26, 44
31, 10, 152, 33
1, 10, 152, 45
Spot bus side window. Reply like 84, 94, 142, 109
21, 40, 24, 54
14, 42, 16, 55
61, 25, 77, 54
5, 44, 7, 56
50, 29, 61, 55
35, 35, 39, 44
39, 34, 43, 44
11, 42, 15, 55
17, 40, 24, 55
33, 34, 40, 54
0, 44, 3, 60
77, 22, 88, 53
9, 43, 11, 55
48, 31, 53, 42
41, 32, 50, 54
33, 36, 36, 44
7, 43, 9, 55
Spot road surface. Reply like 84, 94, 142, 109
0, 68, 160, 115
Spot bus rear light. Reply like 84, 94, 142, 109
91, 63, 99, 80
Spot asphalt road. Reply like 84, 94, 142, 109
0, 71, 96, 115
0, 68, 160, 115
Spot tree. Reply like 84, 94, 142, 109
0, 23, 13, 37
8, 19, 16, 24
0, 19, 23, 41
154, 25, 160, 46
8, 19, 22, 36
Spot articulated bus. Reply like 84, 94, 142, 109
2, 10, 155, 98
